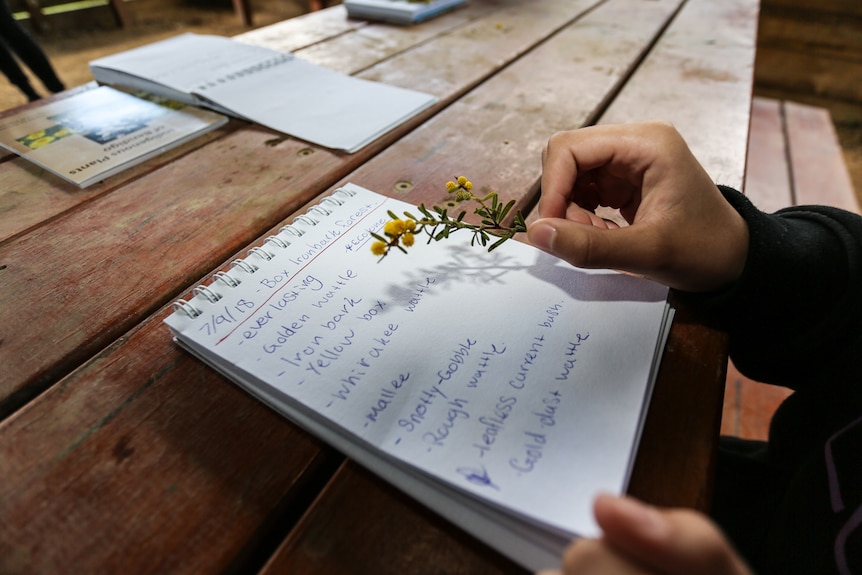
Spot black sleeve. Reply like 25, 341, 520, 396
679, 186, 862, 390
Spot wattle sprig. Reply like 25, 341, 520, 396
371, 176, 527, 261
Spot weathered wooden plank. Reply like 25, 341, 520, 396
0, 2, 756, 573
721, 97, 856, 442
761, 0, 862, 17
722, 359, 791, 439
757, 6, 862, 57
743, 97, 794, 212
0, 0, 607, 414
627, 297, 728, 511
0, 117, 238, 243
755, 46, 862, 104
755, 0, 862, 104
593, 0, 760, 509
238, 2, 488, 71
785, 100, 861, 211
0, 6, 367, 222
0, 2, 483, 244
258, 0, 743, 571
599, 0, 760, 191
262, 461, 527, 574
0, 315, 343, 575
234, 4, 368, 53
330, 0, 687, 218
0, 1, 644, 572
300, 0, 761, 558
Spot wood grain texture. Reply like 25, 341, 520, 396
0, 310, 343, 574
261, 461, 528, 574
722, 359, 791, 439
755, 0, 862, 103
0, 8, 370, 245
0, 0, 758, 573
0, 116, 238, 243
330, 0, 687, 221
263, 0, 749, 570
743, 97, 794, 213
0, 0, 601, 415
785, 100, 860, 211
595, 0, 761, 508
627, 297, 727, 511
235, 4, 368, 53
721, 97, 857, 441
599, 0, 760, 190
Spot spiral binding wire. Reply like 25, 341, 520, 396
172, 187, 357, 319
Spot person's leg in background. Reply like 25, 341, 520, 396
0, 0, 64, 101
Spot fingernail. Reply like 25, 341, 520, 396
528, 220, 558, 254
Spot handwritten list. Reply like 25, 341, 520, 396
165, 183, 672, 568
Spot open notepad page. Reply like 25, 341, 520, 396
90, 33, 437, 152
164, 183, 673, 571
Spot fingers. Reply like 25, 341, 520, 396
560, 538, 654, 574
530, 122, 750, 292
527, 217, 657, 275
538, 122, 670, 220
592, 494, 753, 575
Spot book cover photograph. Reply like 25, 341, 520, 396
0, 86, 227, 188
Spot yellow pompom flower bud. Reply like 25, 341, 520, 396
405, 219, 417, 231
446, 181, 458, 192
401, 232, 415, 247
384, 219, 406, 235
464, 180, 473, 190
371, 241, 387, 256
457, 175, 468, 186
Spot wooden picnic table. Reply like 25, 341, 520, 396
0, 0, 759, 572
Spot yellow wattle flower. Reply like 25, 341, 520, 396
384, 219, 406, 235
371, 241, 387, 256
401, 232, 415, 247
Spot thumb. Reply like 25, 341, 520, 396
528, 217, 653, 275
593, 494, 752, 575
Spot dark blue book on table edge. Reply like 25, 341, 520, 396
343, 0, 468, 25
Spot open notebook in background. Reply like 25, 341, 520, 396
89, 34, 436, 153
164, 183, 674, 571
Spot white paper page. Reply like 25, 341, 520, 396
90, 33, 294, 97
194, 57, 436, 152
91, 33, 436, 151
166, 183, 669, 540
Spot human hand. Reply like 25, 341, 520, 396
537, 494, 753, 575
527, 122, 749, 292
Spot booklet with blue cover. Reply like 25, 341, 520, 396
344, 0, 467, 24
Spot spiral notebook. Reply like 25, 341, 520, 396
164, 183, 674, 571
90, 34, 436, 153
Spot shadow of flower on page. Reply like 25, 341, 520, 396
525, 250, 668, 304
